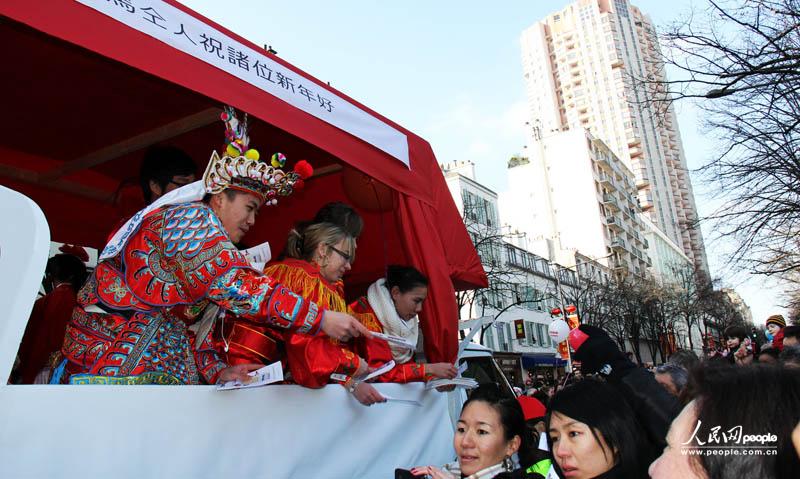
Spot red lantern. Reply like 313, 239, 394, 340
341, 167, 395, 212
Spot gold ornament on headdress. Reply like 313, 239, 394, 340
202, 107, 313, 205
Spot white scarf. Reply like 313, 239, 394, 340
100, 180, 206, 260
367, 278, 418, 364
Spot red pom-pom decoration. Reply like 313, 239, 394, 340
293, 179, 305, 191
294, 160, 313, 180
59, 244, 89, 262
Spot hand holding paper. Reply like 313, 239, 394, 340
217, 361, 283, 390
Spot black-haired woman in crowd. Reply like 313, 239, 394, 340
546, 378, 654, 478
541, 324, 682, 478
410, 386, 538, 478
650, 363, 800, 479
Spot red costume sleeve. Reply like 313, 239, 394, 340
207, 268, 324, 336
260, 260, 361, 388
349, 297, 427, 383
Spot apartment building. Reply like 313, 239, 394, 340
500, 128, 651, 277
520, 0, 708, 276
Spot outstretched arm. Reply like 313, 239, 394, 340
207, 268, 371, 342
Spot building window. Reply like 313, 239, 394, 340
536, 323, 551, 348
525, 321, 537, 346
498, 324, 509, 351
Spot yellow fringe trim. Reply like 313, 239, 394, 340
265, 263, 348, 312
265, 262, 382, 335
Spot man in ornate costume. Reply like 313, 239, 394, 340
59, 107, 369, 385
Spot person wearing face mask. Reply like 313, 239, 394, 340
649, 363, 800, 479
348, 265, 458, 383
409, 385, 538, 479
57, 107, 369, 385
546, 378, 654, 478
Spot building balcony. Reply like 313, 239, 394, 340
610, 237, 626, 250
645, 254, 652, 266
642, 238, 649, 249
638, 194, 654, 211
603, 193, 620, 212
635, 173, 649, 189
606, 214, 623, 232
597, 170, 614, 187
595, 154, 612, 171
612, 258, 628, 271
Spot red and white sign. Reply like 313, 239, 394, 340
76, 0, 410, 167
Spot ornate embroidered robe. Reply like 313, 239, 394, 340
61, 203, 322, 385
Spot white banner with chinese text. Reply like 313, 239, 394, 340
75, 0, 410, 167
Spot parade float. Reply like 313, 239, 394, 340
0, 1, 488, 477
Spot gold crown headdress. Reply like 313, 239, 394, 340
202, 107, 313, 205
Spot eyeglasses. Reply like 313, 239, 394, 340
327, 244, 352, 263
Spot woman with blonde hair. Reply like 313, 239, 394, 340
223, 219, 382, 404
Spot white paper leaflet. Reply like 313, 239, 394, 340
424, 377, 479, 390
362, 360, 395, 382
242, 241, 271, 272
217, 361, 283, 390
380, 394, 422, 406
371, 332, 416, 350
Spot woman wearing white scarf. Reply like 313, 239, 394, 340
350, 265, 457, 383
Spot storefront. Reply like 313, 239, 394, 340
493, 352, 525, 388
522, 353, 568, 385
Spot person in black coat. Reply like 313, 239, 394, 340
541, 325, 681, 478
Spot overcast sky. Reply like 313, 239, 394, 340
181, 0, 784, 326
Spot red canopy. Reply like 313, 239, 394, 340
0, 0, 486, 362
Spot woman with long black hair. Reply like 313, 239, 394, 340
547, 378, 654, 478
410, 386, 539, 479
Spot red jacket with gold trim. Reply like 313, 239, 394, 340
245, 259, 362, 388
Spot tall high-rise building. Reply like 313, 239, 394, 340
519, 0, 708, 276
